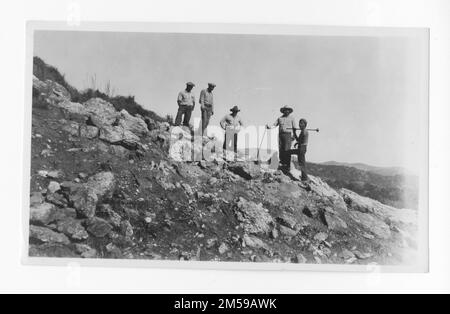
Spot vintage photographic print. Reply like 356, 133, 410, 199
24, 23, 429, 271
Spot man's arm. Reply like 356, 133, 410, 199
220, 116, 227, 130
199, 90, 205, 109
191, 95, 196, 110
291, 117, 298, 140
177, 92, 183, 106
236, 117, 244, 131
266, 118, 279, 129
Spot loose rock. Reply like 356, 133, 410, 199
29, 225, 70, 245
314, 232, 329, 242
243, 234, 269, 250
47, 181, 61, 194
75, 244, 98, 259
234, 198, 273, 235
218, 243, 229, 255
30, 202, 56, 225
86, 217, 113, 238
56, 218, 89, 240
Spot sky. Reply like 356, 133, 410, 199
33, 30, 426, 172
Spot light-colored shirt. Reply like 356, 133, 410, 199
177, 90, 195, 107
220, 114, 244, 131
199, 89, 214, 108
272, 115, 296, 133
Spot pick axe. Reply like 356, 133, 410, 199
286, 128, 320, 132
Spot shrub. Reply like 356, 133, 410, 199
33, 56, 167, 123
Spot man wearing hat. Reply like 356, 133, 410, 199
199, 83, 216, 134
220, 106, 244, 159
175, 82, 196, 127
266, 106, 297, 171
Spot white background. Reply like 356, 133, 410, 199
0, 0, 449, 293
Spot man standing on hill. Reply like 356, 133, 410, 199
220, 106, 244, 160
175, 82, 196, 127
266, 106, 297, 172
199, 83, 216, 135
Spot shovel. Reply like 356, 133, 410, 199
256, 128, 267, 164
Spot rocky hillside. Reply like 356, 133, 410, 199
307, 162, 419, 210
28, 68, 419, 266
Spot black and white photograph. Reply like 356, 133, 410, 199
24, 23, 429, 271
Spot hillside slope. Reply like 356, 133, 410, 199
28, 66, 419, 266
307, 162, 419, 210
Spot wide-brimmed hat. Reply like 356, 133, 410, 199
280, 105, 293, 114
230, 106, 240, 112
186, 82, 195, 87
208, 83, 216, 87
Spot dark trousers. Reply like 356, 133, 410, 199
201, 108, 213, 134
175, 105, 193, 126
279, 132, 292, 169
223, 132, 238, 154
291, 146, 308, 181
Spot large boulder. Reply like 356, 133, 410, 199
169, 138, 194, 162
69, 187, 98, 218
227, 162, 263, 180
30, 202, 57, 225
79, 125, 99, 139
56, 101, 88, 123
51, 207, 78, 222
86, 217, 113, 238
84, 98, 120, 127
99, 125, 142, 149
60, 173, 115, 219
86, 172, 115, 200
324, 212, 348, 231
33, 76, 71, 104
308, 176, 348, 212
29, 225, 71, 245
243, 234, 270, 250
341, 188, 379, 214
56, 218, 89, 240
118, 109, 149, 136
99, 125, 124, 143
234, 197, 274, 235
348, 211, 392, 240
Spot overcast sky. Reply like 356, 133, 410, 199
34, 30, 426, 172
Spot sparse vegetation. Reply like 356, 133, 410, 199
33, 56, 167, 122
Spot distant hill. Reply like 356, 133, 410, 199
321, 161, 412, 177
307, 162, 419, 210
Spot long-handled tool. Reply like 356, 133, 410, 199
256, 128, 267, 162
287, 127, 320, 133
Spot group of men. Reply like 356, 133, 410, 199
175, 82, 309, 182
